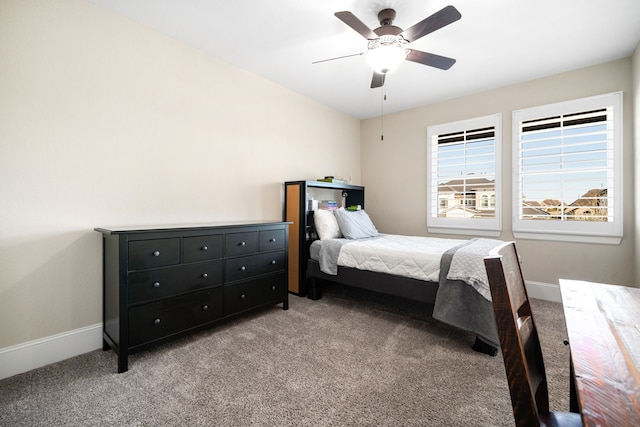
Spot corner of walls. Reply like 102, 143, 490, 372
633, 41, 640, 286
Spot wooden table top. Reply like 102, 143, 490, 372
559, 279, 640, 427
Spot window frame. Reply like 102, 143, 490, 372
426, 114, 502, 236
511, 92, 623, 244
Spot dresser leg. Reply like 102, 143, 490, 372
283, 294, 289, 310
117, 353, 128, 374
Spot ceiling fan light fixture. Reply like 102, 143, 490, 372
365, 36, 408, 74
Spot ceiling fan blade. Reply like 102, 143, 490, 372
371, 72, 385, 88
312, 52, 363, 65
401, 5, 461, 42
406, 50, 456, 70
335, 11, 377, 39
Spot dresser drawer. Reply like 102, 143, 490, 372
225, 250, 286, 283
184, 235, 223, 263
128, 260, 223, 304
259, 229, 285, 251
129, 238, 180, 270
128, 288, 223, 347
224, 273, 287, 316
225, 232, 258, 257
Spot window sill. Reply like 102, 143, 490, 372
427, 226, 501, 238
513, 231, 622, 245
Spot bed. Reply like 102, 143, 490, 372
305, 207, 501, 356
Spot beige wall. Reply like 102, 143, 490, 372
0, 0, 361, 348
361, 58, 636, 288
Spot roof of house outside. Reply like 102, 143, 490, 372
438, 177, 495, 193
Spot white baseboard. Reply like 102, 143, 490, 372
0, 323, 103, 380
526, 281, 562, 303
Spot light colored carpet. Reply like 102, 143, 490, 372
0, 283, 571, 426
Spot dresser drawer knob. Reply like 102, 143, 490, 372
240, 266, 246, 271
154, 318, 161, 325
202, 273, 208, 278
152, 251, 160, 257
153, 281, 161, 288
271, 260, 276, 265
202, 245, 208, 251
269, 238, 276, 242
202, 304, 209, 311
240, 294, 246, 299
240, 241, 246, 246
271, 285, 276, 291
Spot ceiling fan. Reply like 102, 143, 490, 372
322, 5, 461, 88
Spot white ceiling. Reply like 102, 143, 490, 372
87, 0, 640, 119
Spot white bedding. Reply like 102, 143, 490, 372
317, 234, 466, 283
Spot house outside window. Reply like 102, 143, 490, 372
512, 92, 622, 244
427, 114, 502, 236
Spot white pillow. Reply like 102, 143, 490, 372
314, 209, 342, 240
333, 208, 379, 239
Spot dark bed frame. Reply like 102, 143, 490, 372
306, 258, 439, 303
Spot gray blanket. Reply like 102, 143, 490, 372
314, 238, 352, 275
433, 240, 499, 348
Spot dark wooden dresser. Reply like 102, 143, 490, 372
95, 221, 290, 373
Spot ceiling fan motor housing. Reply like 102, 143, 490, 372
378, 8, 396, 26
374, 8, 403, 36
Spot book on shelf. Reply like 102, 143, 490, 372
317, 200, 338, 210
317, 178, 347, 184
308, 199, 339, 210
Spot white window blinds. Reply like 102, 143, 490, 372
435, 127, 496, 218
427, 114, 501, 235
512, 92, 622, 243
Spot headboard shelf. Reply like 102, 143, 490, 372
283, 180, 365, 296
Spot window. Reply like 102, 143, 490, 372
427, 114, 502, 236
512, 92, 622, 244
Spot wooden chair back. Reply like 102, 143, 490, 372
484, 242, 582, 427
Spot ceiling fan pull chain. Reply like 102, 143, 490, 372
380, 87, 385, 140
